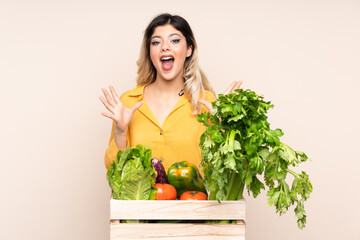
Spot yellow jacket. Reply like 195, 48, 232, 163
104, 85, 216, 172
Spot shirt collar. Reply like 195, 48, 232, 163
128, 85, 190, 105
128, 85, 145, 97
128, 85, 190, 128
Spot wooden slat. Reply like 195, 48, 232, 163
110, 222, 245, 240
110, 200, 246, 220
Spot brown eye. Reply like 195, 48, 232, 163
171, 39, 180, 43
151, 41, 160, 46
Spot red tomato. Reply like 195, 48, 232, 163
180, 191, 208, 200
154, 183, 177, 200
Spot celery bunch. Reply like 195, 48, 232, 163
197, 89, 312, 229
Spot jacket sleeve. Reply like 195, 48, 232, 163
200, 91, 217, 129
104, 121, 117, 170
206, 91, 217, 104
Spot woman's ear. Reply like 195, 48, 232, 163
186, 45, 193, 57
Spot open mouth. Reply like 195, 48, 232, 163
161, 56, 174, 71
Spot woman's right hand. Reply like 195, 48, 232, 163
99, 85, 143, 134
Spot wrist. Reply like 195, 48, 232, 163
114, 126, 127, 136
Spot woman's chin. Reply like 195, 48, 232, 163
157, 70, 182, 82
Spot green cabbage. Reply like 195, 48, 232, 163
106, 144, 157, 200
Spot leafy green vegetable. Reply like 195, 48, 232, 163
106, 144, 157, 201
119, 168, 156, 200
197, 89, 312, 229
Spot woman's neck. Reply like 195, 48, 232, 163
149, 77, 184, 97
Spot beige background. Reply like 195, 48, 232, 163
1, 0, 359, 239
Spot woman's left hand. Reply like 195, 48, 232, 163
198, 80, 243, 114
222, 80, 243, 95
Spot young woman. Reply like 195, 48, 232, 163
100, 13, 242, 171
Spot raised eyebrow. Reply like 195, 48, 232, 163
169, 33, 182, 38
151, 33, 182, 40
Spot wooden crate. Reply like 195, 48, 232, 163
110, 199, 246, 240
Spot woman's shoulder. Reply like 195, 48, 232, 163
201, 89, 217, 103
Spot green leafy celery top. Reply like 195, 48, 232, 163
197, 89, 312, 229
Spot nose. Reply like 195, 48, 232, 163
161, 42, 171, 52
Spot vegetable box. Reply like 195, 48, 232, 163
110, 198, 246, 240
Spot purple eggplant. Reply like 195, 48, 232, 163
151, 158, 168, 184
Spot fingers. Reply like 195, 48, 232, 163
223, 81, 238, 95
99, 96, 114, 114
130, 100, 144, 112
223, 81, 243, 95
102, 88, 115, 106
198, 98, 214, 114
100, 111, 114, 120
233, 80, 243, 91
109, 85, 120, 104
